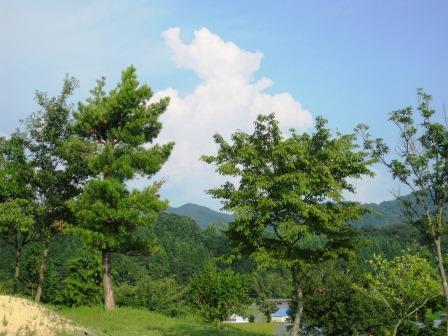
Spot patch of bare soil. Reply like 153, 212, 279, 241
0, 295, 77, 336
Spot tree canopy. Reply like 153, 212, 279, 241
203, 113, 374, 335
358, 89, 448, 334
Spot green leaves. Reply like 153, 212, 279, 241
360, 253, 440, 335
67, 66, 173, 309
203, 113, 373, 265
74, 66, 171, 148
0, 133, 37, 246
358, 90, 448, 324
0, 199, 35, 236
69, 66, 172, 254
0, 134, 34, 202
188, 263, 250, 324
358, 90, 448, 227
203, 112, 373, 333
116, 276, 186, 317
55, 248, 103, 307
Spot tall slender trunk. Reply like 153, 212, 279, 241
34, 239, 49, 303
392, 319, 403, 336
290, 264, 304, 336
434, 238, 448, 336
102, 250, 115, 310
13, 244, 21, 295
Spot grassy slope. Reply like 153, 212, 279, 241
57, 306, 279, 336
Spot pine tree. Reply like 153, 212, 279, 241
68, 66, 173, 310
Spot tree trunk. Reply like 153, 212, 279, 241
434, 238, 448, 336
34, 240, 49, 303
13, 245, 21, 295
392, 319, 403, 336
290, 264, 304, 336
102, 250, 115, 310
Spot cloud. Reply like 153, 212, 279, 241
152, 27, 313, 208
344, 166, 410, 204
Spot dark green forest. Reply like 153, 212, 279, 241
0, 208, 442, 325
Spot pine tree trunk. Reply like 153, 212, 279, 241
102, 250, 115, 310
34, 241, 49, 303
13, 245, 21, 295
290, 264, 304, 336
434, 238, 448, 336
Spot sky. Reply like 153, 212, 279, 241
1, 0, 447, 210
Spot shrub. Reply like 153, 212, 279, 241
53, 248, 102, 306
115, 276, 186, 316
188, 263, 251, 326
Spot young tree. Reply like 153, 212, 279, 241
188, 263, 251, 327
357, 90, 448, 334
67, 66, 173, 310
202, 114, 373, 335
25, 76, 89, 302
361, 254, 440, 336
0, 134, 37, 294
258, 300, 278, 323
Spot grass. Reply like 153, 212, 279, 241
230, 323, 281, 334
56, 306, 280, 336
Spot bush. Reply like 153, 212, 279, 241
188, 263, 251, 326
115, 276, 186, 316
53, 248, 102, 307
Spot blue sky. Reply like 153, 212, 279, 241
1, 0, 447, 210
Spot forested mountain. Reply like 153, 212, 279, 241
166, 203, 233, 229
354, 198, 405, 227
167, 196, 410, 229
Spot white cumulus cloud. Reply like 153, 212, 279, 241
152, 27, 313, 208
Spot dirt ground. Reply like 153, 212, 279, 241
0, 295, 76, 336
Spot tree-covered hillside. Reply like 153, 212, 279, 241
166, 203, 233, 229
354, 198, 406, 227
166, 194, 415, 229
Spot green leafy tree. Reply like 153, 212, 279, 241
202, 114, 373, 335
188, 263, 251, 327
67, 66, 173, 310
55, 248, 103, 307
360, 254, 440, 336
258, 300, 278, 323
25, 76, 89, 302
0, 134, 37, 295
357, 90, 448, 334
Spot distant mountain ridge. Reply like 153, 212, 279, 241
167, 197, 411, 229
166, 203, 233, 229
354, 198, 405, 227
